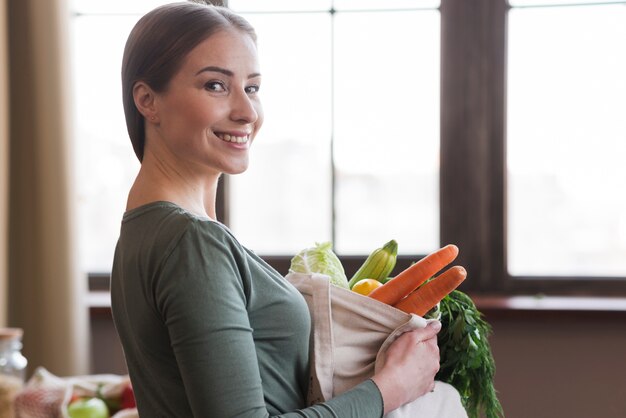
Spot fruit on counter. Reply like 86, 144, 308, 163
99, 381, 135, 414
350, 278, 383, 296
120, 382, 136, 410
67, 397, 110, 418
347, 239, 398, 289
289, 242, 350, 289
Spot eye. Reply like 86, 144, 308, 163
204, 81, 226, 92
245, 84, 260, 95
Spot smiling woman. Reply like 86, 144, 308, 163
110, 2, 449, 417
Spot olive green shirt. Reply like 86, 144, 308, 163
111, 201, 383, 417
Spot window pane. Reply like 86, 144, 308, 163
71, 0, 168, 14
509, 0, 624, 6
334, 0, 440, 10
228, 13, 333, 254
229, 0, 331, 12
71, 15, 141, 272
334, 11, 440, 255
507, 5, 626, 276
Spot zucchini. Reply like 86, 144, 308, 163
348, 240, 398, 289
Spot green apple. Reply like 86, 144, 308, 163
67, 397, 110, 418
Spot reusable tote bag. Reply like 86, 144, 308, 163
286, 272, 467, 418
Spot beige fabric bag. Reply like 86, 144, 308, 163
286, 272, 467, 418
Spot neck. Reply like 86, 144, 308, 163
127, 150, 221, 220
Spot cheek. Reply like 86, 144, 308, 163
180, 106, 221, 134
171, 93, 217, 124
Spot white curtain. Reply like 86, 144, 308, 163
5, 0, 89, 377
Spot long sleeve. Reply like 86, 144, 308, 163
111, 202, 384, 417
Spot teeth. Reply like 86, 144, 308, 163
218, 133, 249, 143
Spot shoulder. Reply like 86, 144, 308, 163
122, 201, 242, 255
123, 203, 250, 304
117, 201, 251, 283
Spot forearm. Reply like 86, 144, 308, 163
274, 380, 383, 418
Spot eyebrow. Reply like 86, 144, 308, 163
195, 65, 261, 79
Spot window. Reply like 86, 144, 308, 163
438, 0, 626, 295
71, 0, 626, 296
507, 0, 626, 278
226, 1, 440, 256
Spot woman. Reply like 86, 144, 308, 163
111, 2, 443, 417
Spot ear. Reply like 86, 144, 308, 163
133, 81, 159, 123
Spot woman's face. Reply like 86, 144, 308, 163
152, 29, 263, 176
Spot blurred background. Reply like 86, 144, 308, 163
1, 0, 625, 417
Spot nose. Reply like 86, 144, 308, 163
229, 89, 259, 124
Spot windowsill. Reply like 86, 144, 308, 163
470, 294, 626, 312
86, 290, 626, 314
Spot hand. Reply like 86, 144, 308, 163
371, 321, 441, 414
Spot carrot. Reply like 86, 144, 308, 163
393, 265, 467, 316
368, 244, 459, 306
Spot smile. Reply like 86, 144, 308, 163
216, 132, 250, 144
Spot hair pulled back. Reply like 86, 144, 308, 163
121, 2, 257, 162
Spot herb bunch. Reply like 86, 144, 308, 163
434, 290, 504, 418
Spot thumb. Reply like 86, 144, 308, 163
419, 320, 442, 338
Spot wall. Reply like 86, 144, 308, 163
488, 309, 626, 418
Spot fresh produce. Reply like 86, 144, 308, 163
98, 381, 136, 414
433, 290, 504, 418
393, 265, 467, 316
290, 242, 350, 289
347, 239, 398, 289
351, 278, 383, 296
119, 382, 136, 410
368, 244, 459, 305
67, 397, 110, 418
291, 241, 502, 418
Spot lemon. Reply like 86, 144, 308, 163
351, 278, 383, 296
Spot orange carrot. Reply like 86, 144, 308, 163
393, 265, 467, 316
368, 244, 459, 306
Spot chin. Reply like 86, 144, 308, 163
225, 164, 249, 175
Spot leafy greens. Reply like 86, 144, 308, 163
434, 290, 504, 418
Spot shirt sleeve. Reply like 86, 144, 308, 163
154, 221, 384, 418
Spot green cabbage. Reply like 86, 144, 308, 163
289, 242, 349, 289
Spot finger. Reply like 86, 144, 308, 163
427, 320, 442, 331
397, 321, 441, 346
417, 320, 442, 340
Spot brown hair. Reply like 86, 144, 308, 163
121, 2, 257, 162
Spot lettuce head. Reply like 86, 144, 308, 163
290, 242, 349, 289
